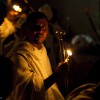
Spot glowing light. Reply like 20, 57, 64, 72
13, 5, 22, 12
67, 49, 72, 56
65, 49, 72, 62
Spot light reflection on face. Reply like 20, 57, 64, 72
27, 18, 48, 44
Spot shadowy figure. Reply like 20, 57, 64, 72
0, 55, 15, 100
66, 82, 100, 100
0, 1, 15, 99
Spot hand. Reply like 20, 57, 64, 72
55, 62, 68, 78
44, 62, 68, 89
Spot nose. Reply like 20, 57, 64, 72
35, 25, 44, 35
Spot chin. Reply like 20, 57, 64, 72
37, 38, 44, 43
33, 40, 43, 44
37, 41, 44, 44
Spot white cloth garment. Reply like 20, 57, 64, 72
6, 40, 64, 100
0, 18, 16, 41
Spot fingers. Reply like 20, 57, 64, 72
55, 62, 68, 78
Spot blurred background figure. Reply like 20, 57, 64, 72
0, 0, 31, 49
71, 34, 95, 55
0, 0, 8, 54
0, 1, 17, 46
0, 55, 15, 100
0, 1, 15, 100
66, 82, 100, 100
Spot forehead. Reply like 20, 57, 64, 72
36, 18, 48, 24
29, 18, 48, 26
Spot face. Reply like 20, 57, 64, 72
27, 18, 48, 44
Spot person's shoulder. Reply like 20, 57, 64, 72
6, 40, 33, 56
4, 40, 23, 55
66, 83, 100, 100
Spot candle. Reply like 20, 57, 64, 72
65, 49, 72, 62
13, 5, 22, 12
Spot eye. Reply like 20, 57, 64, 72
42, 25, 47, 29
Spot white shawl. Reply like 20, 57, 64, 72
6, 40, 64, 100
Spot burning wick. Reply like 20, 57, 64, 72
13, 5, 22, 12
65, 49, 72, 62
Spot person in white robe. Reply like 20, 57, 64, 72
6, 11, 68, 100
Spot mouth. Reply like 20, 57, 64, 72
33, 34, 44, 41
35, 33, 44, 38
38, 34, 44, 38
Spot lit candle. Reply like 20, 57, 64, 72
13, 5, 22, 12
65, 49, 72, 62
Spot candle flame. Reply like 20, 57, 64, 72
67, 49, 72, 56
13, 5, 22, 12
65, 49, 72, 62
